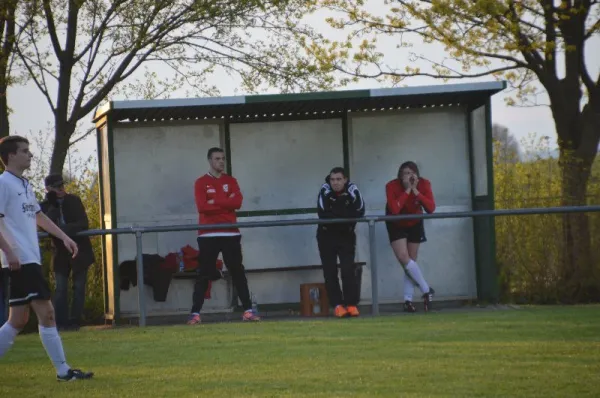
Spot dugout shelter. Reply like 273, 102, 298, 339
93, 80, 505, 323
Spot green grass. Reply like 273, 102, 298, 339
1, 306, 599, 397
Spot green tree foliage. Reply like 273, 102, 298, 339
495, 134, 600, 303
309, 0, 600, 302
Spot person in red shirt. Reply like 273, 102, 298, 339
385, 161, 436, 312
187, 147, 259, 324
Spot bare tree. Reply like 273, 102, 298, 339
0, 1, 37, 140
0, 0, 18, 138
493, 123, 521, 163
14, 0, 334, 174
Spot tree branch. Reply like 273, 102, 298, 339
584, 18, 599, 39
7, 1, 38, 75
63, 0, 80, 57
69, 126, 95, 147
522, 1, 549, 19
70, 1, 192, 122
334, 61, 520, 81
581, 48, 595, 93
541, 0, 557, 76
505, 1, 547, 76
15, 49, 55, 112
557, 0, 589, 92
180, 38, 306, 82
75, 47, 150, 119
1, 1, 17, 70
395, 2, 535, 70
71, 4, 109, 124
73, 1, 125, 63
42, 0, 62, 58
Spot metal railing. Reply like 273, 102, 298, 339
38, 205, 600, 327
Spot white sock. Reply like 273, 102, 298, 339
0, 322, 20, 358
405, 260, 430, 294
38, 326, 70, 376
403, 272, 415, 302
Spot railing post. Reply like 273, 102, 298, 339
135, 230, 147, 327
368, 219, 379, 316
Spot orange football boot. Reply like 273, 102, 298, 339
334, 305, 348, 317
346, 306, 360, 317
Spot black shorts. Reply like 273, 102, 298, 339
385, 220, 427, 244
8, 263, 52, 307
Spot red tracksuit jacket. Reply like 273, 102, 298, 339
194, 173, 243, 236
385, 177, 436, 227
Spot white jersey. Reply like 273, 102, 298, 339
0, 171, 42, 267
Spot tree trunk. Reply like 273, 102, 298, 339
549, 82, 600, 303
558, 151, 595, 302
49, 119, 75, 175
555, 100, 600, 302
0, 83, 8, 138
0, 0, 17, 139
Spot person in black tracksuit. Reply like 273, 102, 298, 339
317, 167, 365, 317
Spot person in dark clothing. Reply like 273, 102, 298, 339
40, 174, 95, 331
317, 167, 365, 318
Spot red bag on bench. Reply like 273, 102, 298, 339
163, 245, 224, 299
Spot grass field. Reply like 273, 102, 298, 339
1, 305, 599, 397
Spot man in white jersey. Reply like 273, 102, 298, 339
0, 135, 93, 381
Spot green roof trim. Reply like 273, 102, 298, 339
369, 81, 507, 97
245, 89, 370, 104
92, 81, 506, 124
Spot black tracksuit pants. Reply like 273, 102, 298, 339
317, 230, 360, 307
191, 235, 252, 313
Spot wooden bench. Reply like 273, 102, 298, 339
171, 262, 367, 279
171, 262, 367, 310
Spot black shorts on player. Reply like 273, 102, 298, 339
8, 263, 52, 306
385, 220, 427, 244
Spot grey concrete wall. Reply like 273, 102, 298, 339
109, 109, 478, 317
349, 109, 477, 303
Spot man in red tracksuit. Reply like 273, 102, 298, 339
187, 147, 259, 324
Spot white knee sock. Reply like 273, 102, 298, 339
405, 260, 430, 294
39, 326, 71, 376
403, 272, 416, 301
0, 322, 20, 358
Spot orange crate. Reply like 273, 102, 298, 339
299, 283, 329, 317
